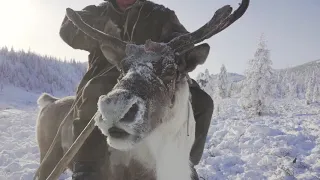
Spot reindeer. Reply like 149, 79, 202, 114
34, 1, 249, 179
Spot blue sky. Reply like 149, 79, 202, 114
1, 0, 319, 78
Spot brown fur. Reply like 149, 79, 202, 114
35, 95, 74, 179
35, 94, 155, 180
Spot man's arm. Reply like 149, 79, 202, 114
59, 4, 108, 52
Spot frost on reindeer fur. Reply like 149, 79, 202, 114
95, 89, 147, 150
90, 62, 195, 179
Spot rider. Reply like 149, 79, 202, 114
59, 0, 214, 179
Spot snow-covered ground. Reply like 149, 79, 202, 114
197, 98, 320, 180
0, 87, 319, 179
0, 86, 71, 180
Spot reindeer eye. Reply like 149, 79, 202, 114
119, 61, 129, 74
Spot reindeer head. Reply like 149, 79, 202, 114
66, 0, 249, 150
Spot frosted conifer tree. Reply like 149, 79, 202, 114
306, 79, 313, 104
281, 71, 289, 98
289, 82, 297, 98
196, 69, 215, 97
0, 47, 86, 94
274, 72, 283, 98
313, 84, 320, 103
286, 74, 297, 98
228, 82, 234, 97
305, 71, 315, 105
197, 69, 210, 87
238, 34, 273, 116
217, 64, 228, 98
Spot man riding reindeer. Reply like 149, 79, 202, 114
59, 0, 213, 179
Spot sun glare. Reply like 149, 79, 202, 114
0, 0, 37, 48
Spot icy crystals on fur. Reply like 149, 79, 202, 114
96, 89, 147, 150
95, 40, 195, 179
96, 40, 179, 149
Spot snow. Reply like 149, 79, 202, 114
0, 86, 72, 180
0, 108, 40, 180
196, 98, 320, 180
0, 85, 319, 179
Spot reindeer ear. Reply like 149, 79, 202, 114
181, 43, 210, 73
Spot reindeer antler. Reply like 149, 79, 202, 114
168, 0, 250, 52
65, 8, 127, 52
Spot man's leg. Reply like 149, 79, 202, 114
72, 68, 119, 180
189, 79, 214, 179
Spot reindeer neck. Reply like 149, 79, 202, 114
143, 81, 196, 180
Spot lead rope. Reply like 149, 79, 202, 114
130, 3, 144, 42
123, 2, 144, 43
187, 101, 190, 137
186, 74, 194, 137
33, 63, 116, 180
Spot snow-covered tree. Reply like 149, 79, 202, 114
217, 64, 228, 98
0, 82, 3, 92
306, 80, 313, 105
196, 69, 216, 97
238, 34, 273, 116
227, 82, 234, 97
289, 82, 298, 98
313, 84, 320, 103
273, 72, 283, 98
305, 71, 316, 105
197, 69, 210, 88
0, 46, 87, 95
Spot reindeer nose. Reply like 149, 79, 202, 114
98, 90, 145, 125
119, 103, 139, 123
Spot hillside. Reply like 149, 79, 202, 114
277, 59, 320, 74
196, 59, 320, 99
272, 59, 320, 99
196, 69, 245, 98
0, 47, 87, 96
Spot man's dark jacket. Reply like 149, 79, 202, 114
60, 0, 188, 86
59, 0, 211, 167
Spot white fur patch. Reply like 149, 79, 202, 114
97, 76, 195, 180
128, 79, 195, 180
145, 80, 195, 180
